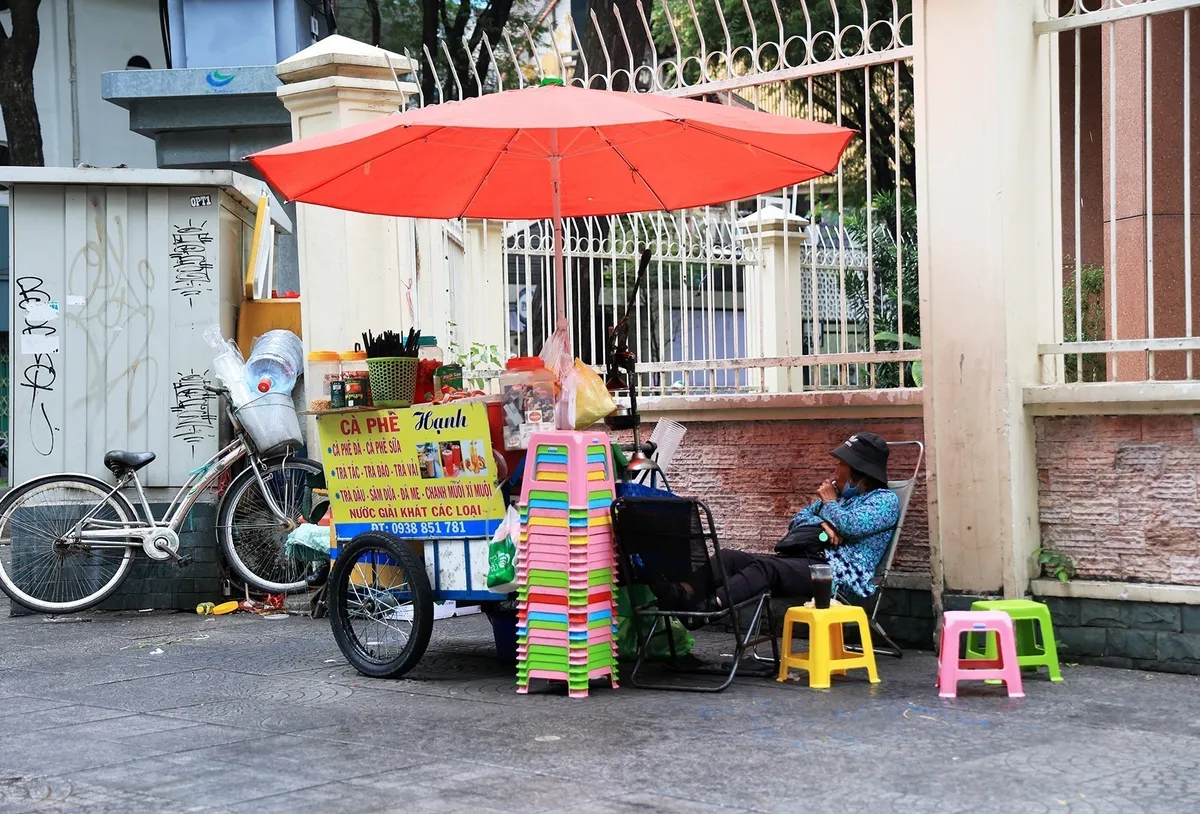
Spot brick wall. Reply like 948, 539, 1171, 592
661, 417, 930, 575
1037, 415, 1200, 585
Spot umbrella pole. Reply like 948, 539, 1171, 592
549, 130, 569, 352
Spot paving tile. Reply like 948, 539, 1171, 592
0, 603, 1198, 812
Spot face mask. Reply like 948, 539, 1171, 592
840, 481, 860, 500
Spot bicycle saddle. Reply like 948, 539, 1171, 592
104, 450, 157, 475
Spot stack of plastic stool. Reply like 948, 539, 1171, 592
965, 599, 1064, 682
777, 604, 880, 689
937, 611, 1024, 698
515, 431, 619, 698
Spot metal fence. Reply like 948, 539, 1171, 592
420, 0, 918, 395
1039, 0, 1200, 384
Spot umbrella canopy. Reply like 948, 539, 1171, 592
250, 83, 854, 221
249, 82, 854, 328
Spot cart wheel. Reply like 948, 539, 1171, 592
328, 531, 433, 678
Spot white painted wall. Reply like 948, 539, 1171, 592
0, 0, 161, 168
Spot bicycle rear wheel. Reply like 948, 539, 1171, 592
217, 455, 323, 594
0, 475, 137, 614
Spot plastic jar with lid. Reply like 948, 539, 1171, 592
307, 351, 342, 411
340, 348, 370, 407
499, 356, 558, 449
415, 335, 443, 404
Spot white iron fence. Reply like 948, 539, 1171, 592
1038, 0, 1200, 384
418, 0, 918, 396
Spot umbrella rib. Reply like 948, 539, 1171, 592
457, 128, 523, 218
593, 127, 670, 212
679, 121, 835, 177
287, 125, 449, 202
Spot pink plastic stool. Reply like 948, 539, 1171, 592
937, 611, 1025, 698
521, 431, 615, 508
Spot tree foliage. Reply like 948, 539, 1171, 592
843, 189, 919, 387
336, 0, 540, 104
651, 0, 914, 204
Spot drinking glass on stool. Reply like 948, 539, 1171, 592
810, 563, 833, 609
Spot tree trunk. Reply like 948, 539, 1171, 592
0, 0, 45, 166
366, 0, 382, 46
420, 0, 440, 105
575, 0, 649, 91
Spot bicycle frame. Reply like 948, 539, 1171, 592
71, 432, 296, 549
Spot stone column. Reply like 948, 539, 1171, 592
915, 0, 1060, 599
275, 36, 418, 451
737, 206, 811, 393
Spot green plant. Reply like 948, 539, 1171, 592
1032, 546, 1076, 583
448, 339, 504, 390
844, 190, 921, 388
1062, 261, 1106, 383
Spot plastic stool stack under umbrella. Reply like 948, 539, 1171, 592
515, 431, 619, 698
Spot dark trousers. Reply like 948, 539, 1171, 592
695, 550, 815, 606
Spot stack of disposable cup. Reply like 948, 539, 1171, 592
515, 431, 618, 699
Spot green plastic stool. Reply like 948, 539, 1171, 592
965, 599, 1063, 682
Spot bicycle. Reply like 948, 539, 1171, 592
0, 385, 323, 614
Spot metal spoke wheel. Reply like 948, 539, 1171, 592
328, 531, 433, 678
0, 475, 137, 614
217, 455, 323, 594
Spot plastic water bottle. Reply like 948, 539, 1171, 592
203, 326, 254, 407
244, 330, 304, 395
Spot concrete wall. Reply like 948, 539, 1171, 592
660, 417, 930, 577
1037, 414, 1200, 585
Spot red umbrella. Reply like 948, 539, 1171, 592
249, 81, 853, 326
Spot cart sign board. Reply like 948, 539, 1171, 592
317, 402, 506, 540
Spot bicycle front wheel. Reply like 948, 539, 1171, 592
0, 475, 137, 614
217, 455, 323, 594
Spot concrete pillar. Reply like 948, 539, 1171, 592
275, 35, 419, 450
737, 206, 811, 392
915, 0, 1059, 598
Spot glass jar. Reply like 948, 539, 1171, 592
499, 356, 557, 449
340, 348, 370, 407
307, 351, 341, 411
415, 335, 443, 404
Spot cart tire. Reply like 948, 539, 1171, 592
328, 531, 433, 678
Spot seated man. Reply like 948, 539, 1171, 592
655, 432, 900, 611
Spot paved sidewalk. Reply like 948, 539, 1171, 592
1, 597, 1198, 813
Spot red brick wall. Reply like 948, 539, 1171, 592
660, 418, 930, 575
1037, 415, 1200, 585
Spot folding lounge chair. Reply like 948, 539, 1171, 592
611, 496, 779, 692
839, 440, 925, 659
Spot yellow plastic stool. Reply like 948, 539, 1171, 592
777, 604, 881, 689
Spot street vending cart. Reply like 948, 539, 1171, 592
249, 80, 854, 685
315, 401, 509, 677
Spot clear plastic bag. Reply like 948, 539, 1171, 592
538, 320, 571, 379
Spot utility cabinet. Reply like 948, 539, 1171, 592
2, 168, 292, 488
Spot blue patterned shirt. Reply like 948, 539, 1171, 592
789, 489, 900, 598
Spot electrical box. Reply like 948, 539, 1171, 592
2, 168, 292, 488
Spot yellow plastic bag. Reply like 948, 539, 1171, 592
568, 358, 617, 430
